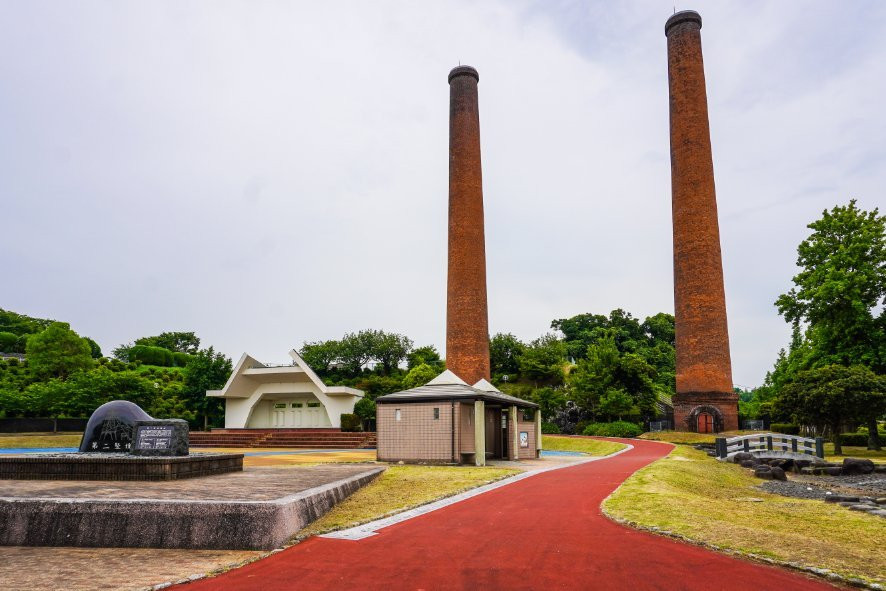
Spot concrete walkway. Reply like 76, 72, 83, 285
176, 438, 838, 590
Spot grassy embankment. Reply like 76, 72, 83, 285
0, 433, 82, 448
299, 465, 519, 537
604, 443, 886, 585
639, 430, 886, 463
542, 435, 627, 456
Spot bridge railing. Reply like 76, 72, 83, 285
715, 432, 824, 460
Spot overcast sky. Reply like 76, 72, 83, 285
2, 1, 884, 387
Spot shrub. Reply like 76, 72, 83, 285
0, 331, 18, 352
353, 397, 376, 422
340, 413, 363, 432
172, 352, 193, 367
128, 345, 174, 367
6, 357, 19, 367
770, 423, 800, 435
541, 422, 560, 434
839, 432, 868, 446
582, 421, 643, 438
839, 431, 885, 446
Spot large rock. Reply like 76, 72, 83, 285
754, 465, 774, 480
824, 495, 860, 503
769, 466, 787, 481
732, 452, 754, 464
842, 458, 875, 475
740, 459, 758, 468
824, 466, 843, 476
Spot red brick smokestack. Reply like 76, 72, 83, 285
446, 65, 490, 385
665, 11, 738, 432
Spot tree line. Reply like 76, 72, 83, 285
0, 317, 231, 429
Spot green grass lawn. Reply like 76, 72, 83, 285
604, 445, 886, 585
0, 432, 82, 448
298, 465, 520, 537
543, 435, 627, 456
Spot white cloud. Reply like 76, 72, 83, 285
1, 0, 883, 385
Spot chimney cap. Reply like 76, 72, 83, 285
665, 10, 702, 36
448, 65, 479, 84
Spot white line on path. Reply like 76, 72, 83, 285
320, 444, 635, 541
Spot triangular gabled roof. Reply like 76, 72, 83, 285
427, 369, 468, 386
472, 378, 500, 393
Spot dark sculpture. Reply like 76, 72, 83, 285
79, 400, 153, 453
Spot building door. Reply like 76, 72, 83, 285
290, 402, 304, 427
698, 412, 713, 434
485, 409, 498, 458
272, 403, 287, 427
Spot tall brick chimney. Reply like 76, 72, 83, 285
665, 11, 738, 432
446, 65, 490, 385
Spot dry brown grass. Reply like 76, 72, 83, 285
604, 445, 886, 585
0, 433, 82, 448
299, 465, 519, 537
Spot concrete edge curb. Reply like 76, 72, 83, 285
1, 466, 386, 551
321, 443, 635, 540
599, 448, 883, 591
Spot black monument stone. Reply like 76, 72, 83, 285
79, 400, 153, 453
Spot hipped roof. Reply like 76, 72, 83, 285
376, 371, 538, 409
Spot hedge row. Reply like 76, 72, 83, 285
770, 423, 800, 435
839, 431, 886, 446
582, 421, 643, 438
128, 345, 193, 368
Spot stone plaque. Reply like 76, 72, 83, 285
135, 425, 174, 450
129, 419, 189, 457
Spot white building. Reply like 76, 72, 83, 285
207, 350, 364, 429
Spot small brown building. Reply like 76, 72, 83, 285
376, 370, 540, 466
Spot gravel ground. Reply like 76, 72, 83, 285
759, 472, 886, 499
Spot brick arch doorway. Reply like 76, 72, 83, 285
687, 405, 724, 433
697, 412, 714, 433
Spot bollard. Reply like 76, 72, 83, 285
815, 437, 825, 458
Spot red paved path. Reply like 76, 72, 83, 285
179, 438, 838, 590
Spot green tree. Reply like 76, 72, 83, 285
0, 331, 18, 352
135, 332, 201, 354
372, 332, 413, 375
775, 200, 885, 370
531, 387, 566, 421
490, 333, 525, 376
517, 334, 567, 385
401, 363, 438, 390
183, 347, 233, 429
775, 365, 886, 454
84, 337, 103, 359
407, 345, 444, 371
26, 322, 94, 380
300, 340, 341, 374
599, 389, 634, 420
338, 330, 378, 375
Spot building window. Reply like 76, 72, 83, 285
291, 403, 303, 408
433, 408, 440, 420
522, 408, 534, 421
307, 402, 321, 408
274, 403, 286, 409
395, 409, 401, 421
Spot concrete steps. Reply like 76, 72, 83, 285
190, 430, 376, 449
